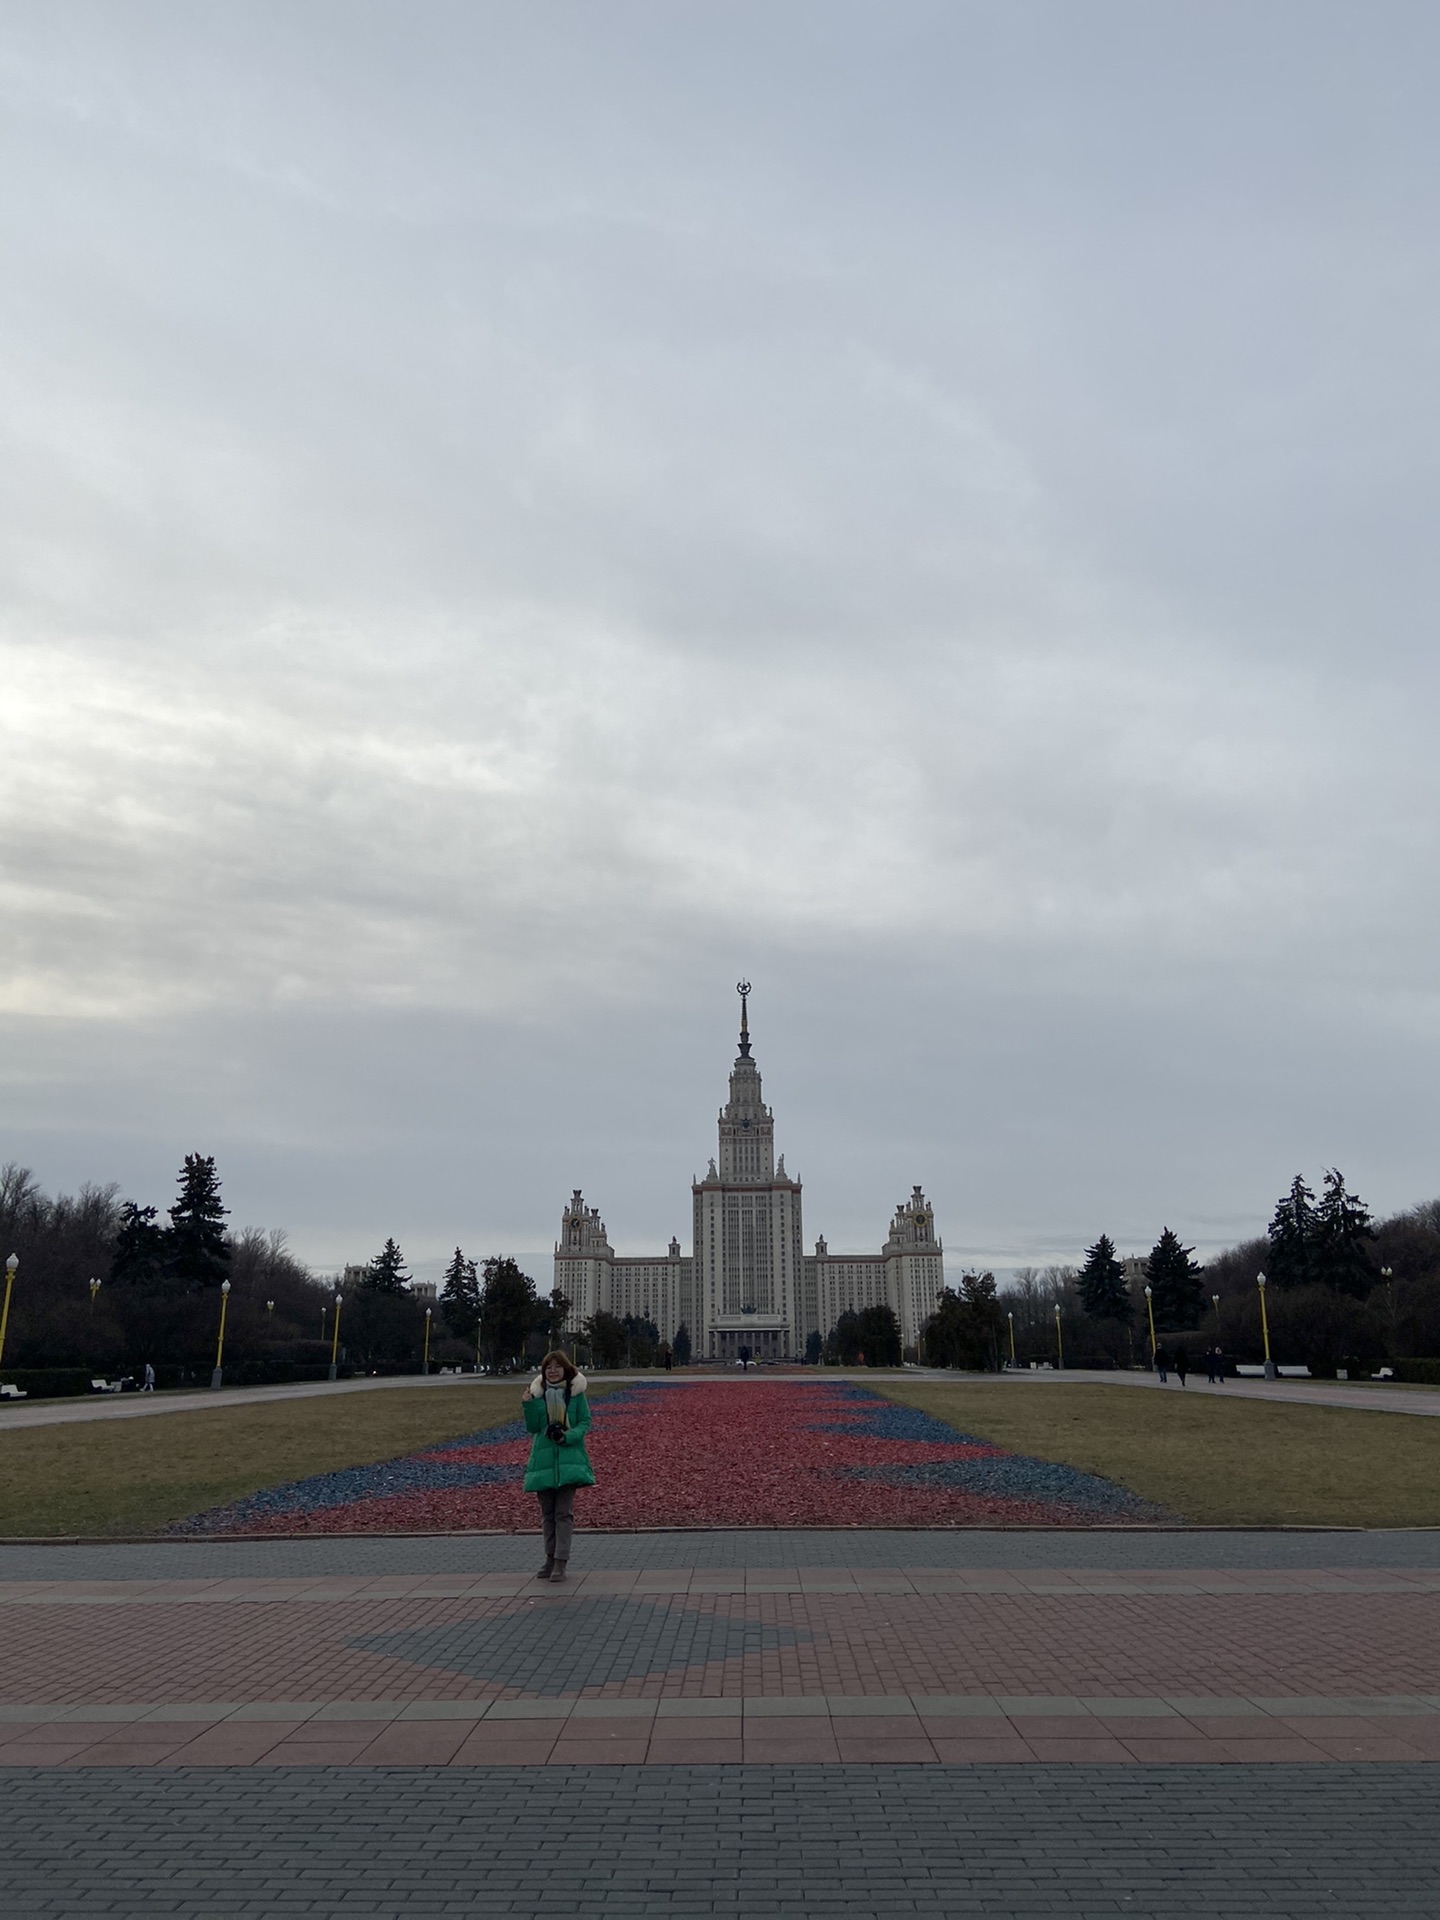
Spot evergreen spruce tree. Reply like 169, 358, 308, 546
1313, 1169, 1375, 1299
1146, 1227, 1205, 1329
365, 1238, 412, 1294
830, 1309, 863, 1366
439, 1247, 480, 1340
1267, 1175, 1317, 1289
1077, 1234, 1131, 1321
167, 1154, 229, 1291
622, 1314, 660, 1365
109, 1201, 170, 1288
672, 1322, 692, 1366
857, 1303, 902, 1367
536, 1287, 572, 1350
580, 1307, 627, 1370
477, 1255, 537, 1370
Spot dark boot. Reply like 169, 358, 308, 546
548, 1561, 568, 1584
535, 1558, 554, 1581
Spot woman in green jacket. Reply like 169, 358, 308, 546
522, 1351, 595, 1582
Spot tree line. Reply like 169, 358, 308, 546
916, 1171, 1440, 1377
0, 1157, 577, 1387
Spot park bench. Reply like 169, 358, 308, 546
89, 1376, 136, 1394
1235, 1364, 1311, 1378
0, 1383, 27, 1399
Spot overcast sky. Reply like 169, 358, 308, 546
2, 1, 1438, 1283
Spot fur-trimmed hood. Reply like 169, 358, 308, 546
525, 1370, 588, 1398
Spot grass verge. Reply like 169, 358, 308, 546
0, 1383, 561, 1538
879, 1379, 1440, 1526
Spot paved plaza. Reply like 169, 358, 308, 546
5, 1528, 1440, 1914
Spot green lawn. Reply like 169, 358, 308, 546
0, 1383, 540, 1538
879, 1379, 1440, 1527
7, 1374, 1438, 1537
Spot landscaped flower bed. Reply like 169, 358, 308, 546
173, 1380, 1168, 1533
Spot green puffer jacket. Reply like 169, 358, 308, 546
521, 1371, 596, 1492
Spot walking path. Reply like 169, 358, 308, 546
4, 1364, 1439, 1429
4, 1529, 1438, 1917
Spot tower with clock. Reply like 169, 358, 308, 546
554, 984, 944, 1360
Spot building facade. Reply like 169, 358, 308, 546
554, 989, 944, 1359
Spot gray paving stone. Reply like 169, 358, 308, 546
8, 1527, 1440, 1582
1, 1766, 1439, 1916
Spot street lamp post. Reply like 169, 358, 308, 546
266, 1299, 275, 1316
1380, 1266, 1395, 1364
1211, 1293, 1221, 1332
1256, 1271, 1276, 1379
210, 1278, 232, 1389
89, 1276, 102, 1308
1054, 1303, 1064, 1371
328, 1291, 343, 1381
1144, 1284, 1157, 1369
1007, 1310, 1016, 1368
422, 1306, 432, 1375
0, 1253, 17, 1371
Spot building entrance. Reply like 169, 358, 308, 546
714, 1326, 787, 1362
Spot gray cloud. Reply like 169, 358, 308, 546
2, 1, 1438, 1281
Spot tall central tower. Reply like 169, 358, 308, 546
692, 983, 804, 1360
716, 986, 774, 1184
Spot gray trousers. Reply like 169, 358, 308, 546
537, 1485, 577, 1562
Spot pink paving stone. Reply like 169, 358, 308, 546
64, 1737, 195, 1765
1025, 1737, 1137, 1762
648, 1738, 746, 1763
918, 1715, 1014, 1739
1121, 1738, 1239, 1763
166, 1725, 304, 1763
1310, 1736, 1431, 1761
931, 1737, 1037, 1762
741, 1734, 842, 1761
834, 1735, 938, 1763
651, 1717, 744, 1739
0, 1740, 100, 1763
279, 1719, 394, 1743
1216, 1739, 1330, 1761
825, 1714, 920, 1737
1090, 1716, 1192, 1738
540, 1740, 646, 1766
357, 1725, 473, 1764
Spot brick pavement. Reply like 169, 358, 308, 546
4, 1558, 1440, 1763
7, 1534, 1440, 1916
8, 1525, 1440, 1577
4, 1766, 1439, 1917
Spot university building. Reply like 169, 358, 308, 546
554, 988, 945, 1360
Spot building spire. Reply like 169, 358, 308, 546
736, 979, 752, 1057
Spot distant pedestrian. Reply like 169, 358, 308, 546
1206, 1346, 1224, 1385
523, 1351, 595, 1584
1174, 1349, 1188, 1387
1154, 1345, 1170, 1383
142, 1362, 155, 1393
